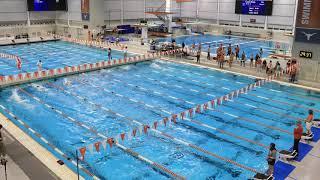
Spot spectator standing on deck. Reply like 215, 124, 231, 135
124, 46, 128, 59
262, 59, 267, 70
256, 56, 262, 73
255, 53, 260, 68
275, 61, 281, 75
235, 45, 240, 60
305, 110, 314, 135
207, 45, 211, 60
250, 53, 254, 68
196, 50, 201, 64
191, 43, 196, 54
266, 143, 277, 176
217, 44, 223, 58
227, 44, 232, 56
108, 48, 112, 60
220, 47, 225, 69
37, 60, 42, 71
290, 60, 298, 83
267, 61, 273, 74
259, 48, 263, 57
229, 51, 235, 68
293, 121, 303, 155
240, 51, 246, 67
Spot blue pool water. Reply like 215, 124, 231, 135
0, 58, 319, 179
156, 34, 291, 58
0, 41, 130, 76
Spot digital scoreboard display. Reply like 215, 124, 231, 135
235, 0, 273, 16
27, 0, 68, 11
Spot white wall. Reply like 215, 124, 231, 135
0, 0, 59, 23
105, 0, 167, 21
180, 0, 296, 29
0, 0, 28, 22
56, 0, 82, 22
0, 0, 297, 30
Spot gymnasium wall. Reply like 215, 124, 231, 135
180, 0, 297, 30
0, 0, 57, 24
0, 0, 297, 30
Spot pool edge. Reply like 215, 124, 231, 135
0, 112, 81, 180
160, 57, 320, 93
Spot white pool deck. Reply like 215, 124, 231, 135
0, 37, 319, 179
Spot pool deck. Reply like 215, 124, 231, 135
0, 37, 319, 179
0, 37, 60, 46
0, 129, 58, 180
0, 113, 80, 180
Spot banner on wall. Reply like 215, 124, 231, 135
295, 0, 320, 44
81, 0, 90, 21
296, 0, 320, 29
295, 28, 320, 44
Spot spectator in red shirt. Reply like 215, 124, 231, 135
293, 121, 303, 155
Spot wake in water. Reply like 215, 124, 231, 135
63, 78, 72, 86
31, 83, 49, 92
119, 65, 131, 70
150, 62, 162, 70
10, 89, 35, 110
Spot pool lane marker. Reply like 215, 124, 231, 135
239, 97, 304, 122
76, 79, 269, 149
18, 87, 184, 180
0, 103, 96, 179
226, 101, 299, 128
248, 91, 320, 113
49, 82, 262, 175
121, 63, 248, 100
109, 73, 215, 103
84, 69, 292, 136
213, 108, 291, 135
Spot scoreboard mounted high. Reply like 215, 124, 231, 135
235, 0, 273, 16
27, 0, 68, 11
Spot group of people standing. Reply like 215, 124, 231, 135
182, 41, 299, 83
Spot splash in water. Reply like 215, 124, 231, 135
10, 89, 35, 110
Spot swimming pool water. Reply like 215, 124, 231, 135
0, 59, 319, 179
0, 41, 130, 76
156, 34, 291, 58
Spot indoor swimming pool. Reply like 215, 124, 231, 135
0, 40, 130, 76
156, 34, 291, 58
0, 59, 319, 179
